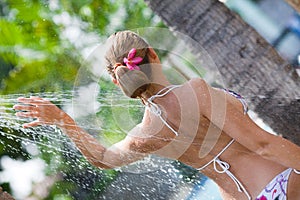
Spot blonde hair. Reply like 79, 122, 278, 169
105, 31, 153, 98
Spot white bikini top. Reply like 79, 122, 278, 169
146, 85, 252, 199
146, 85, 182, 136
146, 85, 299, 200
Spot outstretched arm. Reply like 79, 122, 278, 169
194, 78, 300, 170
53, 115, 147, 169
13, 97, 146, 169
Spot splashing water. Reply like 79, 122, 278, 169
0, 88, 288, 199
0, 91, 122, 199
0, 91, 222, 200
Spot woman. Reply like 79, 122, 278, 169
0, 187, 15, 200
14, 31, 300, 200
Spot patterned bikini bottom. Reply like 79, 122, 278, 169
256, 168, 297, 200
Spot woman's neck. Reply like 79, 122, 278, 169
140, 83, 171, 101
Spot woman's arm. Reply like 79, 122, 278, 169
13, 96, 147, 169
56, 115, 147, 169
194, 78, 300, 170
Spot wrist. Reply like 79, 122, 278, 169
56, 112, 76, 130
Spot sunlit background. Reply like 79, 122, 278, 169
0, 0, 299, 199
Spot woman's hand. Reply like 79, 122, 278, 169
13, 96, 70, 128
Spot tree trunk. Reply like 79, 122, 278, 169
144, 0, 300, 145
285, 0, 300, 13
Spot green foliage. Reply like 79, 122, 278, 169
0, 0, 73, 94
0, 0, 162, 94
122, 0, 159, 29
46, 180, 76, 200
0, 0, 163, 199
0, 0, 206, 199
96, 78, 144, 145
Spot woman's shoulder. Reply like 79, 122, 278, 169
188, 77, 208, 88
185, 78, 209, 95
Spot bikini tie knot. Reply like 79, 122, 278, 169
214, 158, 230, 173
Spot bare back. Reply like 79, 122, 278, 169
136, 78, 300, 199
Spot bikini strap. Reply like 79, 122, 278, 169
222, 89, 248, 114
148, 86, 252, 198
147, 85, 182, 136
197, 139, 235, 171
197, 139, 252, 200
294, 169, 300, 174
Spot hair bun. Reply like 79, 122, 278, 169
105, 31, 152, 98
115, 66, 151, 98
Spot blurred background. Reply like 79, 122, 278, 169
0, 0, 299, 199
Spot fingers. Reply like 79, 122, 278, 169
13, 104, 36, 112
17, 96, 50, 105
14, 96, 56, 129
23, 120, 41, 128
29, 96, 43, 100
14, 108, 40, 128
16, 110, 38, 118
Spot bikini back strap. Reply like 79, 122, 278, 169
222, 89, 248, 114
197, 139, 235, 171
294, 169, 300, 174
147, 85, 181, 136
197, 139, 251, 200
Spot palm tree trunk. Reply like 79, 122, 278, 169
144, 0, 300, 145
285, 0, 300, 13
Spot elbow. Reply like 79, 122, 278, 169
98, 164, 114, 170
95, 162, 112, 169
88, 159, 113, 169
255, 141, 273, 159
93, 162, 113, 170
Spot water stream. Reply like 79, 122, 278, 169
0, 91, 222, 200
1, 82, 289, 200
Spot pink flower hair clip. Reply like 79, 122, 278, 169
123, 48, 143, 70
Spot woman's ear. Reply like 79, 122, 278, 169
111, 62, 122, 85
148, 48, 160, 63
112, 77, 119, 85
